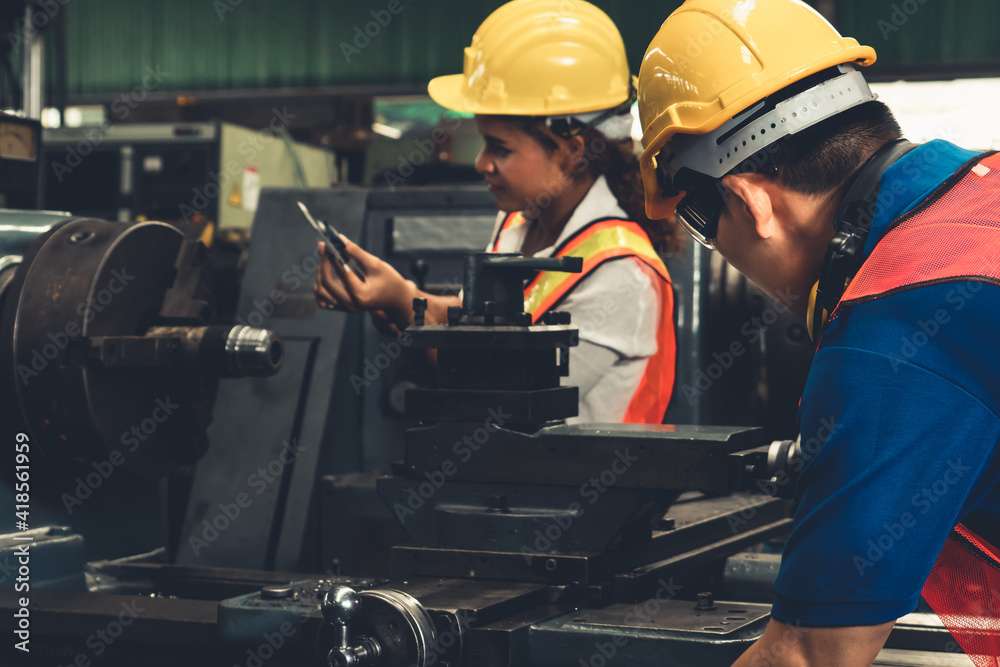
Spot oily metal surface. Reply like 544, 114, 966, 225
571, 599, 771, 634
403, 423, 766, 492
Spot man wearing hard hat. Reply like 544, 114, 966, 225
637, 1, 1000, 665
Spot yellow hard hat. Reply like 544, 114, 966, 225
637, 0, 878, 221
428, 0, 632, 117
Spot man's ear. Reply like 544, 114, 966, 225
721, 173, 776, 240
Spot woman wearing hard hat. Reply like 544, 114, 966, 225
314, 0, 678, 424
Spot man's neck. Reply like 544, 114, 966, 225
783, 191, 842, 319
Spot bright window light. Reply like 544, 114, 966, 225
871, 78, 1000, 151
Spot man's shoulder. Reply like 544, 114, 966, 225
818, 279, 1000, 411
867, 140, 984, 246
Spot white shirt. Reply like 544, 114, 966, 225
488, 176, 662, 423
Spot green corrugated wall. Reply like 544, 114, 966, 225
838, 0, 1000, 67
46, 0, 1000, 96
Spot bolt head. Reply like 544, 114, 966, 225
695, 592, 716, 611
260, 585, 294, 600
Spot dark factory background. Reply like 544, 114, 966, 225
0, 1, 998, 666
11, 0, 1000, 172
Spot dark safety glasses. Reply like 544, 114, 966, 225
674, 179, 727, 250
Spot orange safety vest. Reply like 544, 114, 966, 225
492, 212, 675, 424
831, 151, 1000, 665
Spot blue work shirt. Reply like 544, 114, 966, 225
772, 140, 1000, 627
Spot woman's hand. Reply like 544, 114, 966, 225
369, 309, 403, 337
314, 237, 418, 327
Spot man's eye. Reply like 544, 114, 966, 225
494, 146, 511, 158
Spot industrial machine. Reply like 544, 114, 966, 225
0, 209, 284, 559
0, 190, 968, 667
41, 122, 337, 229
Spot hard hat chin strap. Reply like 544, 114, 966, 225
810, 138, 917, 338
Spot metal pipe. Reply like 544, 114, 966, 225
223, 325, 284, 377
145, 325, 284, 377
21, 5, 44, 120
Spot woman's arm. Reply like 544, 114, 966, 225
313, 238, 460, 330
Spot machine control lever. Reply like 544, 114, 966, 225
479, 254, 584, 275
323, 586, 381, 667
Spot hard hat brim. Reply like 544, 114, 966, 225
428, 74, 481, 115
428, 73, 634, 117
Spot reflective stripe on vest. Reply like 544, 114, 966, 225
494, 214, 675, 424
491, 211, 527, 251
832, 151, 1000, 664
